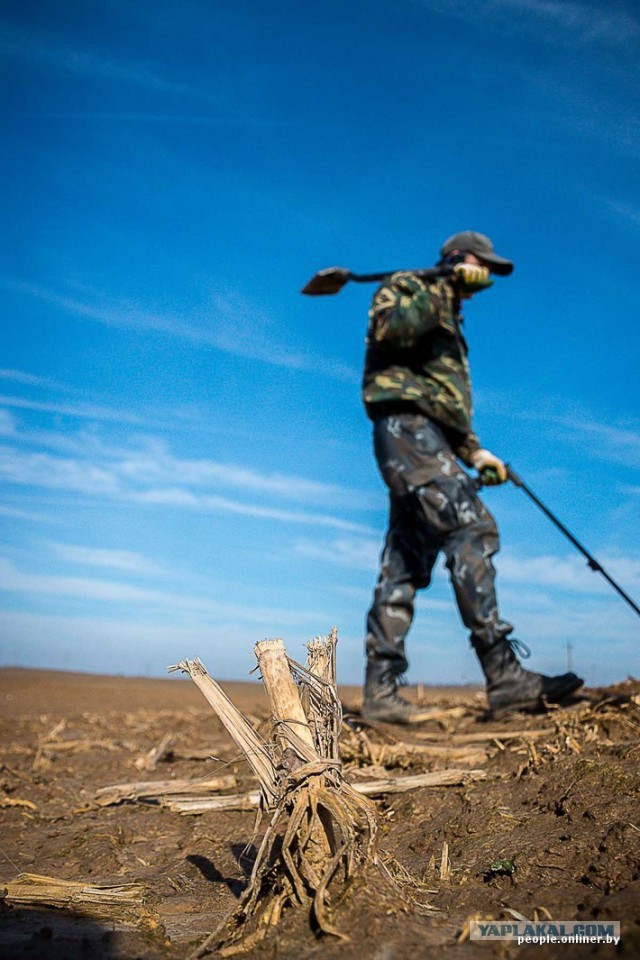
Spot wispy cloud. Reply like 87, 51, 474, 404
0, 369, 70, 391
3, 278, 358, 383
494, 0, 639, 44
1, 23, 213, 101
544, 415, 640, 468
415, 2, 640, 156
1, 415, 376, 508
604, 198, 640, 229
294, 536, 381, 569
0, 558, 321, 627
417, 0, 640, 47
520, 74, 640, 153
3, 278, 220, 342
0, 409, 16, 436
111, 444, 373, 505
47, 542, 166, 575
0, 505, 56, 523
0, 394, 145, 426
499, 549, 640, 594
208, 288, 359, 382
0, 446, 122, 496
136, 486, 375, 532
477, 391, 640, 468
0, 419, 377, 532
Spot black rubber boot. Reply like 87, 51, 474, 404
474, 637, 584, 716
361, 659, 437, 724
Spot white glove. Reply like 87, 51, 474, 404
470, 449, 508, 485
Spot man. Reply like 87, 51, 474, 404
361, 230, 583, 723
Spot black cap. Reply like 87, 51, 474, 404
439, 231, 514, 276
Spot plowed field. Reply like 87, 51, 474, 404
1, 668, 638, 959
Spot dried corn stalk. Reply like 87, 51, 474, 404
94, 774, 237, 806
176, 631, 388, 958
162, 768, 487, 814
168, 657, 278, 808
3, 874, 148, 921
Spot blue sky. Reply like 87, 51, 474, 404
1, 0, 638, 686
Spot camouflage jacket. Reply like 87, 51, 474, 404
362, 271, 481, 465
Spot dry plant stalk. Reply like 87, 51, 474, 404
166, 791, 262, 813
3, 874, 148, 920
168, 657, 279, 808
32, 718, 67, 771
340, 722, 488, 768
439, 841, 451, 881
162, 768, 487, 814
167, 747, 220, 761
0, 793, 37, 810
176, 632, 384, 958
94, 774, 237, 806
348, 768, 486, 795
411, 728, 549, 743
136, 731, 175, 770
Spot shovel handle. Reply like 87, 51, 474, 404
301, 264, 454, 296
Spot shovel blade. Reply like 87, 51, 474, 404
301, 266, 351, 296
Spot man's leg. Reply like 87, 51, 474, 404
363, 495, 440, 723
366, 493, 440, 673
363, 414, 442, 723
437, 483, 514, 649
435, 476, 584, 713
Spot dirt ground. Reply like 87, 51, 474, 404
1, 667, 639, 959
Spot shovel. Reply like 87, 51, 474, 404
301, 264, 454, 296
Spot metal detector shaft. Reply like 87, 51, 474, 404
506, 465, 640, 618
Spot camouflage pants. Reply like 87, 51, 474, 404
366, 413, 513, 675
